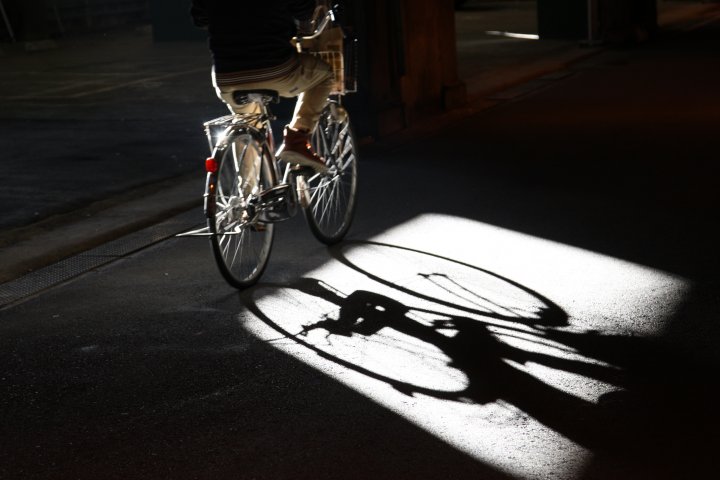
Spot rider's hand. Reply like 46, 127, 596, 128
296, 18, 316, 36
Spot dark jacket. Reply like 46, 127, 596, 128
191, 0, 316, 73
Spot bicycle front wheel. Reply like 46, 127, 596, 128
305, 103, 359, 244
207, 131, 275, 288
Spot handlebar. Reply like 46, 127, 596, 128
295, 8, 336, 43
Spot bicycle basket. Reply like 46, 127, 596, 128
311, 31, 358, 95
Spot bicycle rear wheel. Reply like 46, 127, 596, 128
207, 131, 275, 288
305, 103, 359, 244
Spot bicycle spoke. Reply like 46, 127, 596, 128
314, 189, 330, 223
305, 104, 358, 244
229, 229, 244, 270
209, 131, 274, 287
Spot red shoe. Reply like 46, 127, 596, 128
277, 126, 328, 173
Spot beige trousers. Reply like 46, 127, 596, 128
213, 53, 333, 132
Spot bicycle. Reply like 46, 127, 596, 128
180, 5, 359, 289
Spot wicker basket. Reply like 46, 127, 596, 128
314, 50, 344, 95
308, 28, 358, 95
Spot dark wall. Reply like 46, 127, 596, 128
537, 0, 588, 39
1, 0, 150, 41
343, 0, 465, 138
2, 0, 51, 41
150, 0, 204, 41
537, 0, 659, 41
600, 0, 658, 42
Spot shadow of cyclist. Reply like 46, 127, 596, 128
254, 277, 619, 450
275, 275, 719, 478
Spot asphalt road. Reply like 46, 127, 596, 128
2, 4, 720, 480
0, 29, 218, 231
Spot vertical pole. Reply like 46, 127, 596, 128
586, 0, 604, 45
587, 0, 597, 44
0, 0, 16, 42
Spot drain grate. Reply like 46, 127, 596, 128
0, 210, 204, 309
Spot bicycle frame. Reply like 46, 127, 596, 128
179, 106, 280, 237
194, 100, 328, 237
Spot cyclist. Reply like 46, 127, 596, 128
191, 0, 334, 172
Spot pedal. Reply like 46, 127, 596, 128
256, 184, 296, 222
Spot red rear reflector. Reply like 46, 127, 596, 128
205, 157, 218, 173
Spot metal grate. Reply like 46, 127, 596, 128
0, 209, 203, 309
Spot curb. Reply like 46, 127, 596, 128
0, 175, 204, 284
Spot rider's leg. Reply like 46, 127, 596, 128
288, 54, 334, 132
275, 54, 333, 170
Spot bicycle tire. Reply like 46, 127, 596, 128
207, 131, 275, 288
305, 103, 359, 244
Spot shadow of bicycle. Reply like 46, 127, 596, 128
241, 241, 719, 475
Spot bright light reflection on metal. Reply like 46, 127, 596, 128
486, 30, 540, 40
241, 214, 692, 479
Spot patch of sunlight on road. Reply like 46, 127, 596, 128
241, 213, 692, 480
